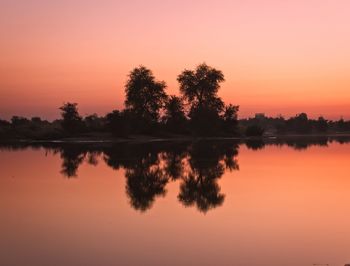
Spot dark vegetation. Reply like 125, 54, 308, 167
1, 63, 350, 140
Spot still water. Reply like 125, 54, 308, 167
1, 138, 350, 266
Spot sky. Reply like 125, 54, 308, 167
1, 0, 350, 120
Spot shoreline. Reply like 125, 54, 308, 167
1, 133, 350, 144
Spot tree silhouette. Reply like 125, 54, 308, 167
11, 116, 29, 127
288, 113, 312, 134
163, 95, 187, 133
84, 113, 104, 132
178, 63, 224, 109
0, 119, 10, 138
222, 104, 239, 134
336, 118, 348, 132
315, 116, 329, 132
59, 103, 83, 134
105, 110, 135, 136
125, 66, 167, 131
177, 63, 226, 135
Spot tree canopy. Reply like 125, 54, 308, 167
125, 66, 167, 123
59, 102, 82, 134
177, 63, 225, 111
177, 63, 231, 135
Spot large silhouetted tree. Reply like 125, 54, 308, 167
177, 63, 225, 135
178, 63, 224, 109
59, 103, 83, 134
125, 66, 167, 131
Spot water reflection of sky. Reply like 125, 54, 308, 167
1, 139, 350, 266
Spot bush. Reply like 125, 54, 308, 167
245, 125, 264, 137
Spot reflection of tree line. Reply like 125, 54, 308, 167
39, 141, 240, 213
244, 136, 348, 151
1, 137, 349, 212
102, 142, 239, 213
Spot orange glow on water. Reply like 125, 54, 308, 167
1, 142, 350, 265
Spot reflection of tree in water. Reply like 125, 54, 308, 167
285, 137, 328, 150
178, 142, 239, 213
178, 174, 224, 213
86, 152, 100, 166
59, 146, 86, 178
55, 141, 240, 212
244, 137, 332, 151
161, 144, 188, 180
245, 139, 265, 151
56, 145, 101, 178
103, 143, 172, 212
221, 142, 239, 172
125, 154, 168, 212
5, 137, 350, 212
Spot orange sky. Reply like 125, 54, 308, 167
1, 0, 350, 120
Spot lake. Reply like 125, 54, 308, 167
1, 138, 350, 266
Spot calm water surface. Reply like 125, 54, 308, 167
1, 139, 350, 266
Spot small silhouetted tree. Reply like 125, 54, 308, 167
336, 118, 347, 132
106, 109, 137, 136
290, 113, 312, 134
10, 116, 30, 137
0, 119, 11, 138
11, 116, 29, 127
178, 63, 225, 135
125, 66, 168, 132
106, 110, 123, 136
315, 116, 329, 133
59, 103, 83, 134
84, 113, 104, 132
0, 119, 10, 127
222, 104, 239, 134
163, 95, 187, 133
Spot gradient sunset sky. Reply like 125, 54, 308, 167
1, 0, 350, 120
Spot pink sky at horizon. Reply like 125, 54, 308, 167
1, 0, 350, 120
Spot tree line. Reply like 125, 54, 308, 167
0, 63, 349, 140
